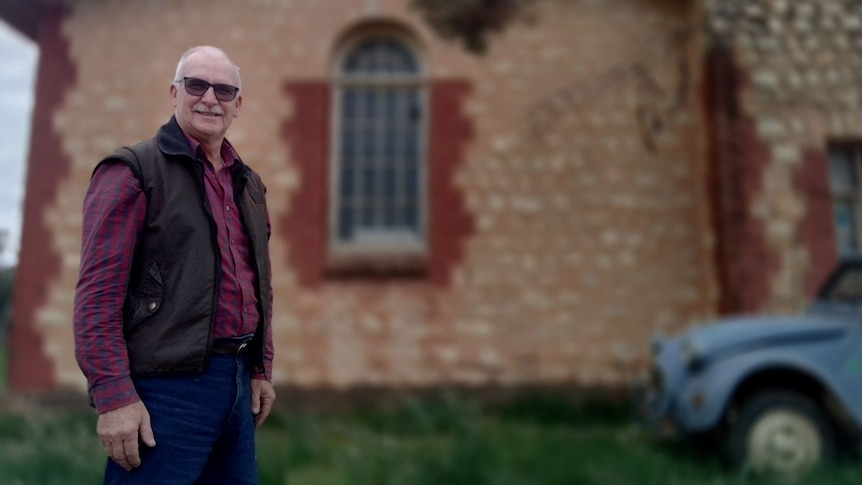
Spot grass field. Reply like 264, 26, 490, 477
2, 393, 862, 485
0, 346, 6, 392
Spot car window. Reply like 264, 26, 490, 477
823, 266, 862, 303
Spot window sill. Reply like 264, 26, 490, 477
325, 246, 428, 280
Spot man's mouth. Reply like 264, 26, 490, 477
194, 110, 222, 117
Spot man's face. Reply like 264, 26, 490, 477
171, 51, 242, 144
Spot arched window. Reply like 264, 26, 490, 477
330, 34, 427, 262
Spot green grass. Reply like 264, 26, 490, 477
2, 392, 862, 484
0, 346, 6, 392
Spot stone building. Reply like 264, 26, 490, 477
0, 0, 854, 399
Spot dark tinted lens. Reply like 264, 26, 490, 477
213, 84, 239, 101
184, 78, 210, 96
182, 77, 239, 101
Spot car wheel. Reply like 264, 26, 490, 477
727, 390, 835, 476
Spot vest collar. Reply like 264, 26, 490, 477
156, 116, 197, 160
156, 116, 253, 183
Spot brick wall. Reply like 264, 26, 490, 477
706, 0, 859, 313
11, 0, 713, 393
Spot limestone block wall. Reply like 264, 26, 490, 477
10, 0, 714, 393
707, 0, 861, 314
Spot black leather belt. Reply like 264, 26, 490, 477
212, 336, 254, 355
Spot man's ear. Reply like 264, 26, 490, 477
170, 84, 178, 108
234, 95, 242, 118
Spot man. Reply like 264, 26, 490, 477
74, 45, 275, 484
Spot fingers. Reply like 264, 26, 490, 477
139, 408, 157, 448
109, 439, 133, 471
124, 437, 142, 469
255, 400, 272, 427
96, 401, 154, 471
251, 384, 261, 415
254, 389, 275, 428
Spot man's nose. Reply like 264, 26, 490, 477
200, 86, 219, 103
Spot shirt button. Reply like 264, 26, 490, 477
147, 301, 158, 311
226, 205, 231, 211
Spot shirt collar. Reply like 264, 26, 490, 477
182, 132, 239, 169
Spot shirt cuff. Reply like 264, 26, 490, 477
89, 377, 140, 414
251, 358, 273, 381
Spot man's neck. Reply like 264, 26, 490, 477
200, 139, 224, 170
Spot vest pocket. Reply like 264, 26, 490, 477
124, 261, 164, 330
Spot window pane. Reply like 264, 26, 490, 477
384, 127, 397, 163
362, 168, 376, 198
383, 196, 397, 228
339, 206, 354, 240
835, 201, 858, 257
403, 204, 418, 231
830, 148, 856, 194
340, 168, 354, 197
404, 168, 418, 198
341, 128, 354, 160
361, 202, 375, 227
343, 89, 358, 121
383, 168, 397, 196
362, 126, 375, 161
343, 38, 419, 76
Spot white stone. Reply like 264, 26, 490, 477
477, 216, 494, 230
104, 97, 125, 111
510, 197, 542, 213
757, 118, 785, 139
768, 220, 794, 240
834, 34, 850, 51
433, 346, 459, 364
757, 37, 780, 52
275, 171, 298, 188
601, 230, 619, 246
753, 69, 779, 89
843, 15, 862, 31
37, 308, 69, 328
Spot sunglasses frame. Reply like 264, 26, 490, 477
177, 76, 240, 102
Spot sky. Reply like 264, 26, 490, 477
0, 20, 38, 267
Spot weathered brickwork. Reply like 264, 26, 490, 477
707, 0, 862, 313
11, 0, 714, 393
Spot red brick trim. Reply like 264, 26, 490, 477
428, 81, 475, 287
9, 7, 75, 392
705, 44, 777, 314
280, 82, 330, 289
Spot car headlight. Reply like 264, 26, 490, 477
681, 338, 703, 370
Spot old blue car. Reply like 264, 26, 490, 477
637, 259, 862, 475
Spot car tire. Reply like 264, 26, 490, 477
726, 390, 835, 476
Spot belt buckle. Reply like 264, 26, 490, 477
237, 341, 248, 354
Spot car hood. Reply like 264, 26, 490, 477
677, 315, 850, 360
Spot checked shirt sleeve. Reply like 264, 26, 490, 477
73, 162, 146, 414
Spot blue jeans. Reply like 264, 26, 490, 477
104, 354, 259, 484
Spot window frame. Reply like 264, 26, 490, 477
829, 143, 862, 258
327, 30, 430, 268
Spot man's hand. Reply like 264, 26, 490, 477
250, 379, 276, 427
97, 400, 156, 471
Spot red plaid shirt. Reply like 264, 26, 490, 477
74, 138, 273, 414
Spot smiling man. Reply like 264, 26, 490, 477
73, 46, 275, 485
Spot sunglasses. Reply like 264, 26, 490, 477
176, 77, 240, 102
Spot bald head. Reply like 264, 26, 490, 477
170, 45, 243, 151
174, 46, 242, 91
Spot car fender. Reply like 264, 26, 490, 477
671, 348, 854, 434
